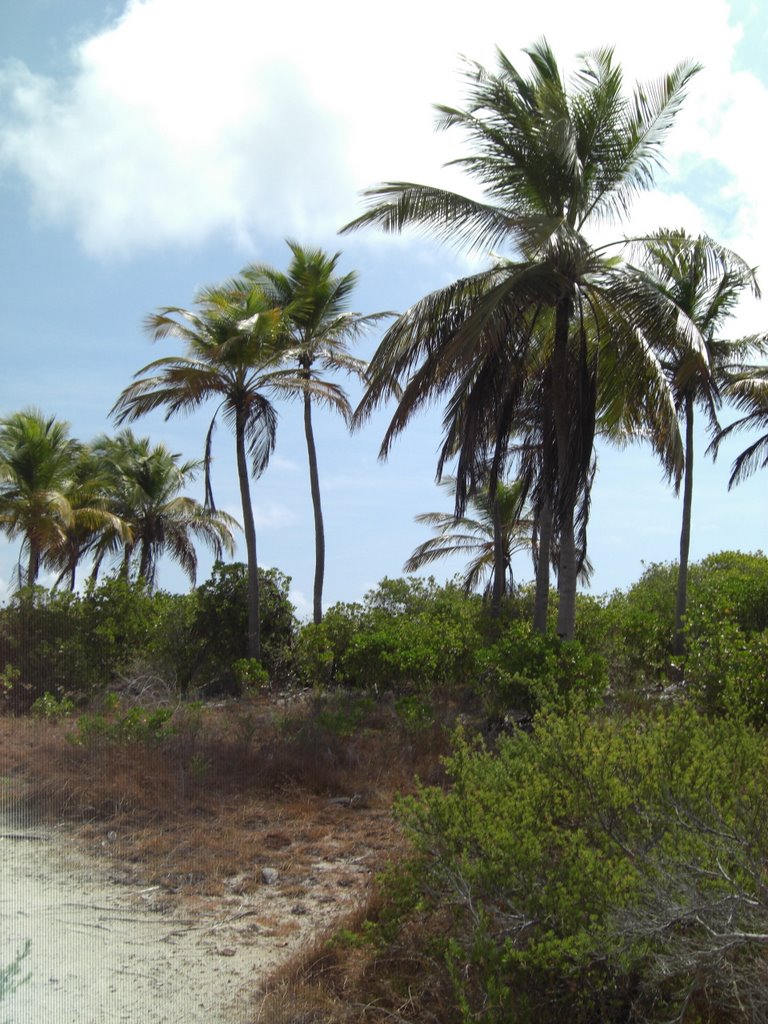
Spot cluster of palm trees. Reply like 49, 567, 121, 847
343, 40, 768, 641
0, 414, 235, 590
3, 40, 768, 656
0, 244, 381, 661
112, 244, 382, 659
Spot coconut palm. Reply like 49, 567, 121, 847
344, 41, 700, 638
43, 444, 127, 590
112, 283, 340, 659
240, 242, 384, 623
633, 230, 766, 654
405, 476, 533, 610
87, 429, 238, 589
710, 366, 768, 487
0, 409, 119, 588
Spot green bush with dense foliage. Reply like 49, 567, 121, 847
0, 562, 297, 709
395, 705, 768, 1023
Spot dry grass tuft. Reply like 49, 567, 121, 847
0, 692, 456, 1024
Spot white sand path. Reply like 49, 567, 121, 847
0, 811, 304, 1024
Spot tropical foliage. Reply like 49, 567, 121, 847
344, 41, 701, 638
631, 230, 766, 652
404, 476, 533, 605
0, 409, 121, 588
113, 283, 304, 659
712, 365, 768, 486
240, 242, 381, 623
87, 429, 237, 589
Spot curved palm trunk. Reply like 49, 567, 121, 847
235, 411, 261, 661
303, 387, 325, 625
673, 393, 694, 657
533, 499, 552, 634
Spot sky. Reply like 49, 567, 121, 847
0, 0, 766, 618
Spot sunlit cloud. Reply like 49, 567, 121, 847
0, 0, 764, 278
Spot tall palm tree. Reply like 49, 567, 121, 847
88, 429, 238, 589
112, 284, 339, 659
633, 230, 766, 655
404, 476, 533, 611
240, 242, 384, 623
0, 409, 117, 588
344, 41, 700, 639
710, 366, 768, 487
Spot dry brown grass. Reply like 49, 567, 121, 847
0, 696, 446, 884
0, 691, 456, 1024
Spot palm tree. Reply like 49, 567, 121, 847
112, 283, 336, 659
344, 41, 700, 639
0, 409, 114, 587
710, 366, 768, 487
633, 230, 766, 655
88, 429, 238, 589
240, 242, 384, 623
404, 476, 533, 611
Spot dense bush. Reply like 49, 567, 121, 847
395, 705, 768, 1023
0, 562, 298, 709
0, 577, 185, 710
572, 551, 768, 712
295, 577, 607, 725
295, 577, 485, 693
182, 561, 297, 692
475, 620, 607, 717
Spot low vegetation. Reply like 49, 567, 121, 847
1, 551, 767, 1023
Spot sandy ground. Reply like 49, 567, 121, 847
1, 806, 369, 1024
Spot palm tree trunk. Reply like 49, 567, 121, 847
673, 393, 694, 657
235, 411, 261, 661
533, 499, 552, 633
27, 541, 39, 587
552, 297, 579, 640
303, 387, 325, 625
139, 541, 151, 584
490, 492, 505, 617
556, 512, 578, 639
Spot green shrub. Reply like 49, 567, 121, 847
394, 706, 768, 1023
186, 562, 297, 692
30, 691, 75, 721
0, 578, 185, 709
296, 577, 483, 693
69, 704, 177, 747
475, 620, 607, 717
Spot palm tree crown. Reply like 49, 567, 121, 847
90, 429, 238, 589
405, 476, 533, 601
0, 409, 97, 587
343, 40, 701, 638
239, 242, 384, 623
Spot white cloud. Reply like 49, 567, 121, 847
0, 0, 766, 290
252, 501, 299, 530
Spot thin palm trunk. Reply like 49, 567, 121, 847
490, 493, 505, 617
139, 541, 151, 584
27, 542, 39, 588
673, 392, 695, 657
552, 298, 579, 640
303, 385, 325, 625
533, 499, 552, 633
235, 410, 261, 660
